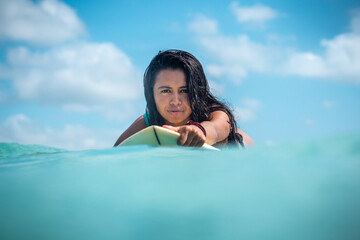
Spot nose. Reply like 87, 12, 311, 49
170, 92, 181, 106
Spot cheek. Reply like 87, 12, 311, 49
154, 95, 167, 109
182, 95, 190, 107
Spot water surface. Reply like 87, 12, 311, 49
1, 136, 359, 240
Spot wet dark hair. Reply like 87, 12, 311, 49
143, 49, 242, 145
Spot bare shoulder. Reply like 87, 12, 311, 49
237, 129, 255, 147
113, 115, 147, 147
209, 111, 255, 147
209, 110, 230, 121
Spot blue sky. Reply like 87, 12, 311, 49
0, 0, 359, 150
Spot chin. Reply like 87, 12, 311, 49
166, 118, 187, 126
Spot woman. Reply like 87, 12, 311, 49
114, 49, 254, 148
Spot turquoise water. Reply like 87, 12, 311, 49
1, 136, 360, 240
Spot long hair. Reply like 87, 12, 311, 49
143, 49, 242, 144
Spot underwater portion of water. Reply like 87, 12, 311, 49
1, 136, 360, 240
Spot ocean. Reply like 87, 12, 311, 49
1, 136, 359, 240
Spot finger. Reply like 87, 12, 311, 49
162, 125, 179, 132
193, 133, 206, 147
188, 132, 205, 147
183, 130, 196, 146
176, 126, 206, 147
183, 126, 204, 147
177, 128, 189, 145
192, 137, 204, 147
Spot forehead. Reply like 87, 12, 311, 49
154, 69, 187, 87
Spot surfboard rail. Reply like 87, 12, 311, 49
119, 126, 219, 151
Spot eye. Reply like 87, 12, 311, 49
180, 88, 188, 93
160, 89, 171, 93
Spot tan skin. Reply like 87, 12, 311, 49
114, 69, 254, 148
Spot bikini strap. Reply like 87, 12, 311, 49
143, 112, 150, 127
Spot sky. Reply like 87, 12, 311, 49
0, 0, 359, 150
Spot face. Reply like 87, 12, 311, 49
153, 69, 192, 126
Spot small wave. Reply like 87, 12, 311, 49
0, 142, 65, 160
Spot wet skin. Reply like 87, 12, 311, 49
153, 69, 192, 126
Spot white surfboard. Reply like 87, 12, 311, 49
119, 126, 219, 151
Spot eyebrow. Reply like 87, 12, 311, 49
156, 85, 187, 89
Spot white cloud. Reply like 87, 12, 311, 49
281, 51, 328, 77
234, 98, 262, 123
240, 98, 262, 110
230, 1, 278, 24
189, 11, 360, 84
0, 114, 117, 150
281, 32, 360, 81
188, 15, 219, 35
208, 79, 225, 96
190, 17, 279, 83
0, 0, 142, 119
0, 0, 85, 44
5, 42, 142, 109
321, 33, 360, 79
0, 0, 142, 149
234, 107, 256, 122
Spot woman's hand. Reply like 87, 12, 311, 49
163, 125, 206, 147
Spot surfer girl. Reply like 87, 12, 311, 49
114, 49, 254, 148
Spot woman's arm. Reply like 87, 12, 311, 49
200, 110, 231, 145
204, 111, 255, 147
163, 110, 231, 147
164, 111, 255, 147
113, 115, 147, 147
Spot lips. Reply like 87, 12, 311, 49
168, 109, 184, 114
